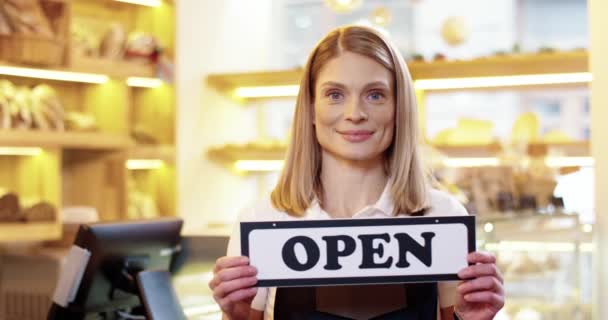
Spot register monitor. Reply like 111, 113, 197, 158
47, 218, 186, 320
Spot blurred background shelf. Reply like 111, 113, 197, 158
0, 131, 133, 150
207, 142, 287, 163
206, 51, 589, 98
128, 145, 175, 163
0, 222, 61, 242
0, 58, 156, 82
408, 51, 588, 80
69, 56, 156, 79
207, 140, 592, 171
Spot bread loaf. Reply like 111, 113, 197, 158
2, 0, 54, 37
22, 201, 56, 222
0, 193, 22, 222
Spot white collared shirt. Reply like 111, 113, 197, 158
226, 187, 468, 319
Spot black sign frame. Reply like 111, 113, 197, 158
241, 215, 476, 287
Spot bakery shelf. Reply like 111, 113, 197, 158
207, 140, 591, 170
0, 57, 156, 83
128, 144, 175, 163
69, 55, 157, 79
206, 51, 589, 98
408, 51, 588, 80
433, 142, 503, 158
207, 69, 302, 93
0, 130, 133, 150
207, 142, 287, 163
527, 141, 590, 157
0, 222, 61, 242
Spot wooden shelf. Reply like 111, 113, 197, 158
1, 58, 156, 82
207, 140, 591, 168
528, 141, 589, 157
408, 51, 588, 80
69, 55, 157, 79
0, 130, 133, 149
207, 142, 287, 162
206, 51, 589, 95
207, 69, 302, 92
129, 144, 175, 163
0, 222, 61, 242
433, 142, 503, 158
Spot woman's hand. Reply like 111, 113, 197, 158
208, 256, 258, 320
455, 251, 505, 320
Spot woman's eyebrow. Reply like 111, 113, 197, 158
319, 81, 391, 90
319, 81, 347, 90
363, 81, 391, 90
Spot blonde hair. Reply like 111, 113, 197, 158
271, 25, 428, 216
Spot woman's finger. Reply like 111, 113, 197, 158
213, 276, 258, 300
208, 265, 257, 290
458, 263, 503, 283
457, 276, 503, 295
463, 291, 505, 310
467, 251, 496, 265
217, 287, 258, 312
213, 256, 250, 273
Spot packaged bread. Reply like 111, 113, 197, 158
1, 0, 54, 37
100, 23, 126, 59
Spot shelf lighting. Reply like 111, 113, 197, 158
127, 77, 163, 88
0, 65, 108, 84
0, 147, 43, 156
414, 72, 592, 91
126, 159, 164, 170
234, 160, 284, 172
583, 224, 593, 233
114, 0, 162, 7
234, 85, 300, 99
545, 156, 594, 167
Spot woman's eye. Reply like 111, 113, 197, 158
327, 91, 343, 100
368, 91, 385, 101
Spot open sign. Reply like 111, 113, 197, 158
241, 216, 475, 287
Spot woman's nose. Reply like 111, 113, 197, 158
344, 98, 368, 122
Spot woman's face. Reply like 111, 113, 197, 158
313, 51, 395, 164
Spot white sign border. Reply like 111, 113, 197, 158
241, 215, 476, 287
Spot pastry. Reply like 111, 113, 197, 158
0, 193, 21, 222
22, 201, 56, 222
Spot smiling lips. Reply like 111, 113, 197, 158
338, 129, 374, 142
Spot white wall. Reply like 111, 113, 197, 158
589, 0, 608, 318
176, 0, 283, 234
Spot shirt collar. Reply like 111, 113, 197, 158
308, 180, 395, 218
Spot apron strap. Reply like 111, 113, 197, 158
274, 282, 438, 320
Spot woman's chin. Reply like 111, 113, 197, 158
332, 150, 384, 164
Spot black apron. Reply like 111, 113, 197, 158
274, 282, 438, 320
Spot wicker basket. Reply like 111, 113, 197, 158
0, 35, 65, 66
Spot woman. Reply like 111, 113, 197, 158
209, 25, 504, 320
